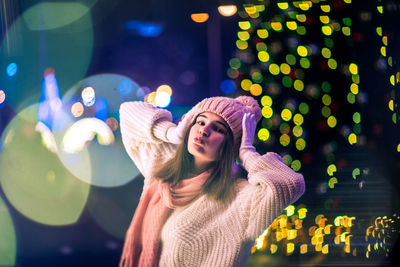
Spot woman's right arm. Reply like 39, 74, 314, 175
119, 101, 178, 187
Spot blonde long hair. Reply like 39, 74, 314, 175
153, 117, 237, 203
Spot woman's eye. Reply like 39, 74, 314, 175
197, 121, 205, 126
216, 127, 226, 134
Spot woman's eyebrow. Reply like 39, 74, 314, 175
215, 120, 228, 129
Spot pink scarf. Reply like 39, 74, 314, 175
119, 171, 210, 267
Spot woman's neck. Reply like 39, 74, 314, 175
193, 161, 213, 175
184, 161, 213, 179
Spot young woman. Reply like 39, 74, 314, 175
119, 96, 305, 267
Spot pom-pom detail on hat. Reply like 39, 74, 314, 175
235, 96, 262, 123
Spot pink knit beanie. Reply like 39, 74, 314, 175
190, 96, 262, 149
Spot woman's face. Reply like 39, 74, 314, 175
187, 112, 228, 170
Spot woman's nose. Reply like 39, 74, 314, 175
200, 126, 210, 136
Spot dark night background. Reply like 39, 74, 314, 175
1, 0, 399, 266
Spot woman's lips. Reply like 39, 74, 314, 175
193, 137, 204, 146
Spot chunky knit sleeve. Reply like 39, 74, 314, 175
241, 151, 305, 240
119, 101, 178, 189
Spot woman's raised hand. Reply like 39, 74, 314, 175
166, 105, 198, 144
239, 113, 257, 161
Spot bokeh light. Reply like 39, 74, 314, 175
190, 13, 209, 23
0, 104, 90, 225
218, 5, 237, 17
71, 102, 84, 117
0, 90, 5, 104
250, 84, 262, 96
0, 4, 93, 112
62, 118, 115, 154
281, 109, 293, 121
124, 21, 163, 37
257, 29, 269, 38
22, 1, 94, 30
6, 63, 17, 77
0, 196, 16, 266
239, 21, 251, 30
60, 73, 141, 187
327, 116, 337, 128
82, 86, 96, 107
155, 91, 171, 108
220, 79, 236, 94
258, 128, 270, 141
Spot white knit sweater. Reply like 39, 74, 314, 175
119, 101, 305, 267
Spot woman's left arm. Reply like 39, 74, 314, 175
240, 114, 305, 240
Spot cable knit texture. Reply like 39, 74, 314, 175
119, 101, 305, 267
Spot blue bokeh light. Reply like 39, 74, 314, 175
118, 80, 133, 95
124, 21, 163, 37
220, 79, 236, 94
6, 63, 18, 77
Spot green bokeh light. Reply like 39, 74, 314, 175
347, 92, 356, 104
281, 108, 293, 121
327, 58, 338, 69
282, 76, 293, 88
280, 134, 291, 146
293, 113, 304, 125
353, 112, 361, 123
352, 168, 360, 179
286, 54, 297, 65
299, 102, 310, 114
294, 79, 304, 91
296, 26, 307, 35
261, 95, 273, 106
321, 81, 332, 93
239, 21, 251, 30
22, 1, 96, 30
0, 5, 94, 112
258, 51, 270, 62
262, 106, 274, 118
258, 128, 270, 141
291, 160, 301, 171
257, 29, 269, 38
297, 46, 308, 57
229, 58, 241, 69
300, 58, 311, 69
321, 47, 331, 58
321, 106, 331, 117
251, 71, 264, 83
327, 115, 337, 128
322, 94, 332, 106
256, 42, 268, 51
296, 138, 306, 151
327, 164, 337, 176
0, 104, 90, 225
269, 63, 280, 75
0, 196, 16, 266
